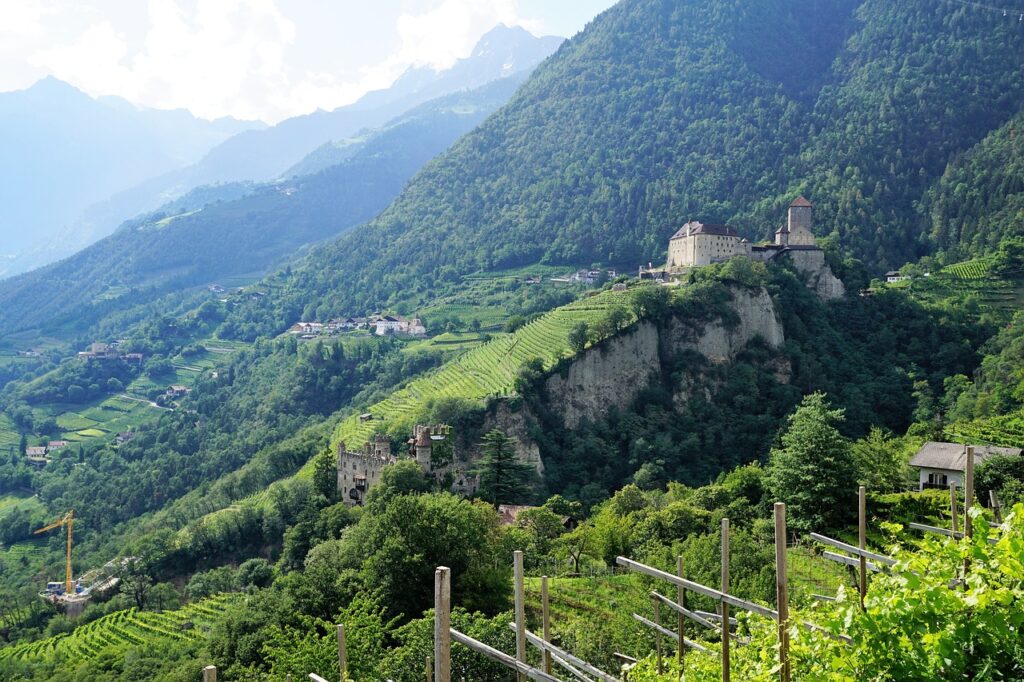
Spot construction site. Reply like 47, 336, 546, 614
34, 510, 120, 616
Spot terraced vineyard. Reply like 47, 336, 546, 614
0, 594, 239, 663
0, 412, 18, 450
946, 412, 1024, 449
182, 287, 640, 536
943, 258, 992, 280
903, 257, 1023, 316
329, 287, 638, 457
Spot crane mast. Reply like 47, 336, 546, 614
34, 510, 75, 595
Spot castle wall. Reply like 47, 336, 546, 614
669, 234, 745, 269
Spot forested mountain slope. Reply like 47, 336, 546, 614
920, 110, 1024, 261
0, 75, 531, 340
228, 0, 1024, 330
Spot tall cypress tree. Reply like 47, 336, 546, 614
476, 429, 534, 506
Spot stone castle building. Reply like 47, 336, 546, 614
337, 425, 479, 506
666, 196, 820, 269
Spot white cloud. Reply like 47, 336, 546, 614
0, 0, 569, 123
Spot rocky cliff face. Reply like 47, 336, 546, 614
480, 399, 545, 474
545, 286, 785, 429
784, 249, 845, 301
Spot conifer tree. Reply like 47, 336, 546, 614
766, 392, 857, 533
476, 429, 533, 506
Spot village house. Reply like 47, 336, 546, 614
166, 385, 191, 398
47, 440, 70, 451
909, 441, 1021, 490
25, 446, 50, 467
374, 315, 427, 337
115, 431, 135, 444
78, 342, 119, 360
885, 271, 909, 283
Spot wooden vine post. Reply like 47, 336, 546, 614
990, 490, 1003, 524
541, 576, 552, 675
949, 482, 959, 534
513, 551, 527, 682
774, 503, 790, 682
858, 485, 867, 609
337, 624, 347, 682
721, 517, 731, 682
651, 594, 663, 674
434, 567, 451, 682
425, 656, 432, 682
202, 665, 217, 682
676, 555, 686, 672
965, 446, 975, 576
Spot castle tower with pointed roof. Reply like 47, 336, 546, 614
777, 196, 816, 247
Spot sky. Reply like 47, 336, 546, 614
0, 0, 617, 124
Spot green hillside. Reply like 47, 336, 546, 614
218, 0, 1024, 340
0, 594, 238, 665
0, 76, 532, 341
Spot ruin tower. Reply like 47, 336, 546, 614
414, 426, 432, 470
373, 434, 391, 458
786, 196, 816, 246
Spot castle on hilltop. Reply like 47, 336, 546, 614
665, 196, 820, 270
336, 425, 479, 506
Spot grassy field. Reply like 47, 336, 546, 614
0, 413, 19, 450
0, 492, 44, 518
0, 593, 239, 664
29, 394, 162, 445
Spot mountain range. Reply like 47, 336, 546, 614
0, 78, 260, 278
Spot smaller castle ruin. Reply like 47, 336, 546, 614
337, 425, 479, 506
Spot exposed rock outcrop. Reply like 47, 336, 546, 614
481, 399, 545, 474
546, 285, 785, 429
783, 249, 845, 301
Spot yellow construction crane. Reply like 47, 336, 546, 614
34, 510, 75, 596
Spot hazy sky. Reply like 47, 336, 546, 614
0, 0, 617, 123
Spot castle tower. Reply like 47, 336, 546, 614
786, 196, 816, 246
373, 434, 391, 459
414, 426, 432, 470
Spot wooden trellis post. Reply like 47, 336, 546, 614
425, 656, 432, 682
202, 665, 217, 682
514, 551, 527, 682
651, 594, 663, 674
965, 446, 975, 577
676, 555, 685, 672
434, 567, 451, 682
949, 483, 959, 534
990, 490, 1003, 524
858, 486, 867, 609
337, 624, 347, 681
541, 576, 552, 675
774, 503, 790, 682
721, 517, 731, 682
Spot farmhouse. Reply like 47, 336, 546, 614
166, 385, 191, 398
78, 342, 119, 360
909, 441, 1021, 490
885, 271, 909, 283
